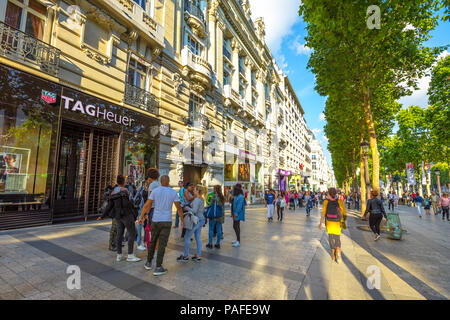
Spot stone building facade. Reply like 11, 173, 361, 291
0, 0, 334, 229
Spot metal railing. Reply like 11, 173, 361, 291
0, 21, 60, 77
124, 83, 159, 114
184, 0, 206, 25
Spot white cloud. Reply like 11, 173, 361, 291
311, 128, 322, 135
319, 113, 326, 121
277, 54, 290, 74
249, 0, 301, 54
289, 35, 312, 56
398, 50, 449, 108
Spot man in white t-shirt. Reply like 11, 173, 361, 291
139, 175, 184, 276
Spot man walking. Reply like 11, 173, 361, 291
139, 175, 184, 276
106, 175, 141, 263
388, 192, 394, 211
431, 191, 440, 215
413, 193, 424, 218
266, 189, 276, 222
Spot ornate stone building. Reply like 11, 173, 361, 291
0, 0, 333, 229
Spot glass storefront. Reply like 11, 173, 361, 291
0, 64, 160, 229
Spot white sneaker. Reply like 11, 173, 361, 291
232, 240, 237, 245
116, 254, 123, 262
126, 254, 141, 262
232, 241, 240, 247
137, 245, 147, 251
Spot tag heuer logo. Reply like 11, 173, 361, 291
41, 90, 57, 104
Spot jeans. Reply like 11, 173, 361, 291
116, 214, 136, 255
184, 219, 205, 257
136, 222, 143, 246
388, 200, 394, 211
355, 201, 360, 210
277, 206, 284, 221
369, 213, 383, 235
267, 204, 274, 218
208, 219, 222, 245
147, 221, 172, 267
416, 203, 423, 216
175, 212, 180, 227
442, 207, 449, 220
109, 218, 117, 249
233, 220, 241, 242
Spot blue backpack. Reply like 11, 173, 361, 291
206, 198, 223, 219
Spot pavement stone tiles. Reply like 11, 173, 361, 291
0, 204, 449, 300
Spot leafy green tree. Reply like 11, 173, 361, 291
299, 0, 441, 192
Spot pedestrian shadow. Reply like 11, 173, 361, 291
348, 224, 448, 300
318, 233, 386, 300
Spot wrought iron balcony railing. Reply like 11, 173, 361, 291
124, 83, 159, 114
0, 21, 60, 77
184, 0, 206, 25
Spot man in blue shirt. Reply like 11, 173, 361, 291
414, 194, 424, 218
266, 189, 276, 222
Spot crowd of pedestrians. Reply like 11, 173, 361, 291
99, 169, 247, 276
98, 169, 449, 273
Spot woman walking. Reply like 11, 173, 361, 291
424, 195, 431, 215
206, 185, 225, 249
363, 190, 389, 241
439, 193, 449, 221
232, 184, 245, 247
134, 179, 150, 251
277, 192, 286, 221
318, 188, 346, 263
177, 186, 206, 262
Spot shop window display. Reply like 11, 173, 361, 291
0, 65, 58, 212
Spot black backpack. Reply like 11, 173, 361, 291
325, 200, 342, 222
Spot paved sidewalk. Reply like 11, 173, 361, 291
0, 203, 448, 300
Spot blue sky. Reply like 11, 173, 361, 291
249, 0, 450, 170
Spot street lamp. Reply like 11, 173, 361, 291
435, 168, 441, 196
360, 138, 371, 190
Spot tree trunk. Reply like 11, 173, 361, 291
363, 89, 380, 192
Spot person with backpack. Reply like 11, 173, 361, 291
206, 185, 225, 249
97, 185, 119, 252
232, 184, 245, 247
103, 175, 141, 263
177, 185, 206, 262
431, 191, 440, 215
363, 190, 388, 241
318, 188, 346, 263
179, 182, 195, 238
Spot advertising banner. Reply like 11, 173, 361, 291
406, 163, 416, 186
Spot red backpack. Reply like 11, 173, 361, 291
326, 200, 342, 222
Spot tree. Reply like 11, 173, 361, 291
299, 0, 441, 193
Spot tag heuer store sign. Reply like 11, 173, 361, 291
41, 90, 57, 104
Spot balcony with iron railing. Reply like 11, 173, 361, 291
184, 0, 206, 38
0, 21, 60, 77
124, 83, 159, 115
305, 142, 311, 153
104, 0, 164, 47
223, 84, 242, 108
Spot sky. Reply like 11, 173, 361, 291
248, 0, 450, 171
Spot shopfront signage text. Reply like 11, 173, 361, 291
61, 95, 134, 127
41, 90, 57, 104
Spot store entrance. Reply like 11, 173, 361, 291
53, 121, 119, 221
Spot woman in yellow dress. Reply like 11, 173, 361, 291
318, 188, 347, 263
